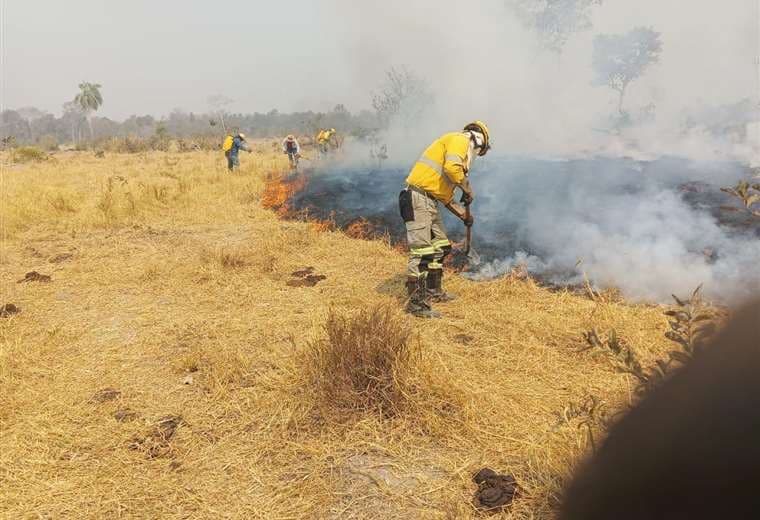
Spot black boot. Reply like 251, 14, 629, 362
427, 269, 456, 302
405, 276, 441, 319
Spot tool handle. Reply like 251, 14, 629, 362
464, 203, 472, 254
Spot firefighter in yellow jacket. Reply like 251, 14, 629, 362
316, 128, 335, 158
398, 121, 491, 318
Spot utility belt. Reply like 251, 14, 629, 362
406, 184, 438, 203
400, 185, 439, 223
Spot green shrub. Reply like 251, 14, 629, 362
11, 146, 48, 163
37, 135, 59, 151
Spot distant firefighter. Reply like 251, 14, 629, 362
399, 121, 491, 318
316, 128, 336, 159
282, 134, 301, 169
370, 141, 388, 168
222, 129, 251, 171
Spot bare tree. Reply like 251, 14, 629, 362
592, 27, 663, 118
62, 101, 86, 145
16, 107, 47, 142
371, 66, 433, 131
207, 95, 234, 133
508, 0, 603, 52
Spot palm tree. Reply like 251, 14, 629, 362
74, 82, 103, 141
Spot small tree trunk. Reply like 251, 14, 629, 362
86, 113, 94, 142
617, 83, 628, 116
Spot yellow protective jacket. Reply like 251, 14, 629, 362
318, 129, 334, 144
405, 132, 472, 204
222, 134, 234, 152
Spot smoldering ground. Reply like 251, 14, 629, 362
303, 0, 760, 303
470, 155, 760, 302
291, 153, 760, 303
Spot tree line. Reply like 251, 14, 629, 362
0, 103, 382, 150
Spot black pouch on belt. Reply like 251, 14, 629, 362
399, 189, 414, 222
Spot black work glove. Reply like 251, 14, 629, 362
460, 191, 474, 205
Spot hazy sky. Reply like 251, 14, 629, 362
3, 0, 358, 118
3, 0, 758, 123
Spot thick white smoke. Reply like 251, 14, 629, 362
323, 1, 760, 303
334, 0, 758, 159
470, 158, 760, 301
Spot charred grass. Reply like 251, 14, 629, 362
0, 150, 677, 518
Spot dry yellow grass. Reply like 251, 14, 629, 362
0, 149, 672, 518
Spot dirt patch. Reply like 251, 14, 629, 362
334, 452, 448, 518
0, 304, 20, 317
113, 408, 138, 423
472, 468, 519, 513
453, 334, 474, 345
345, 453, 421, 489
287, 266, 327, 287
291, 267, 315, 277
287, 275, 327, 287
25, 246, 44, 258
49, 252, 74, 263
129, 415, 184, 458
18, 271, 52, 283
90, 388, 121, 403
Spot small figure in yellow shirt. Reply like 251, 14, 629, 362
316, 128, 336, 159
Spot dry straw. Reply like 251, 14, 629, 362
302, 304, 418, 417
0, 148, 679, 518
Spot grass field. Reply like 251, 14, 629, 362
0, 149, 673, 518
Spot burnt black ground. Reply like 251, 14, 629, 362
288, 156, 755, 286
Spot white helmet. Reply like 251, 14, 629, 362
238, 133, 246, 139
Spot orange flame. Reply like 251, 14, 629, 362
344, 217, 384, 240
261, 172, 307, 216
262, 171, 336, 232
262, 171, 462, 267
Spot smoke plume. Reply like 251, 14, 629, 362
307, 0, 760, 303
